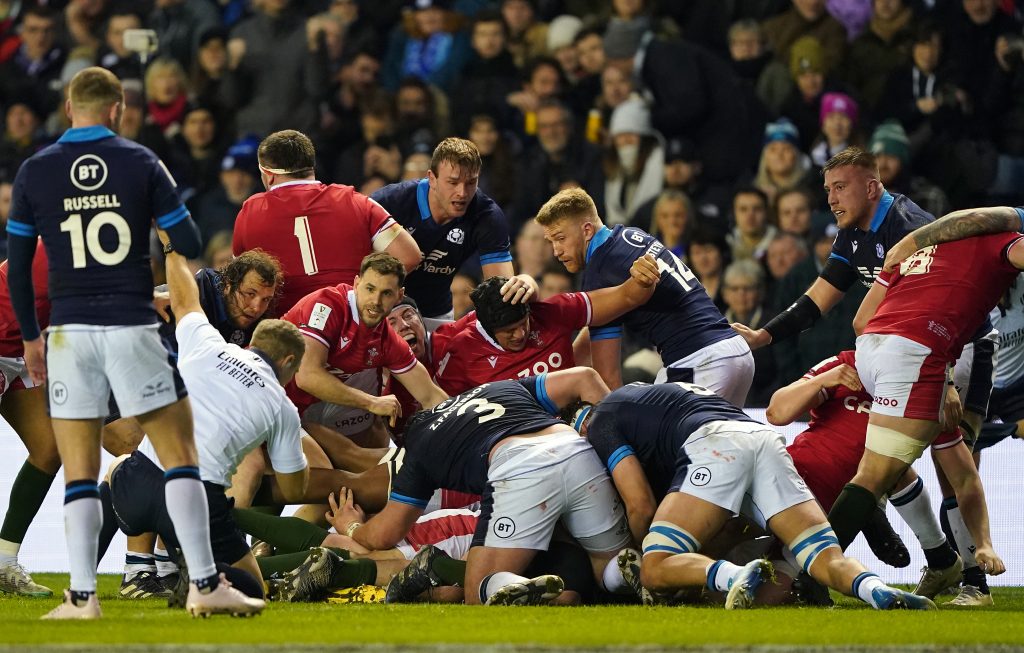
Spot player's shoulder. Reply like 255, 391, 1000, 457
884, 193, 934, 234
370, 179, 418, 206
468, 188, 502, 217
288, 283, 350, 314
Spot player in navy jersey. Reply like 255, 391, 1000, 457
332, 368, 639, 606
535, 188, 754, 404
580, 381, 935, 611
4, 67, 248, 619
371, 138, 537, 327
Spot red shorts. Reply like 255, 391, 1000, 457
856, 334, 948, 421
787, 436, 861, 512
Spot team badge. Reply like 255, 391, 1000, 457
365, 347, 379, 366
447, 228, 465, 244
876, 243, 884, 259
308, 302, 332, 330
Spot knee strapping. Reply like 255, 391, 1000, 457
789, 523, 840, 574
864, 424, 929, 464
642, 521, 701, 556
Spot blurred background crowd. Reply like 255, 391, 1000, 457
1, 0, 1023, 405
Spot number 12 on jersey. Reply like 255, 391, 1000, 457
293, 215, 319, 275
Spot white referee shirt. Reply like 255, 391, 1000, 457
991, 272, 1024, 390
139, 311, 306, 487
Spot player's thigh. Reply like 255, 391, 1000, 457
101, 416, 146, 457
45, 326, 111, 419
560, 449, 631, 556
103, 324, 184, 419
475, 471, 564, 551
673, 423, 756, 520
464, 545, 540, 605
206, 484, 253, 566
649, 491, 732, 550
763, 499, 831, 552
695, 351, 755, 407
748, 429, 817, 524
0, 384, 59, 472
856, 334, 946, 421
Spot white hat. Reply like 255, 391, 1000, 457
546, 15, 583, 52
609, 97, 653, 137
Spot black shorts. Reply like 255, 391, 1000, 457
110, 451, 250, 565
986, 375, 1024, 422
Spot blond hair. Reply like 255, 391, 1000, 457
251, 319, 305, 376
430, 137, 481, 176
68, 66, 123, 115
822, 146, 879, 179
534, 188, 599, 226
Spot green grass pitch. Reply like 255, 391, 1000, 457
3, 575, 1024, 651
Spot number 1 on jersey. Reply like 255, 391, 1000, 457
293, 215, 319, 275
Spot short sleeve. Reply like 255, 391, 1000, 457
540, 293, 592, 329
232, 204, 249, 255
516, 374, 557, 414
828, 230, 851, 265
587, 406, 633, 473
290, 291, 344, 350
473, 200, 512, 266
6, 162, 38, 238
383, 324, 418, 374
175, 311, 225, 363
361, 194, 397, 246
149, 154, 189, 230
388, 447, 435, 509
266, 406, 307, 475
875, 268, 894, 287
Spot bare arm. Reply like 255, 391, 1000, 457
394, 360, 449, 409
591, 337, 623, 390
587, 254, 660, 325
610, 456, 658, 545
160, 232, 203, 320
765, 363, 862, 426
328, 488, 422, 551
852, 281, 888, 336
294, 336, 402, 423
379, 226, 423, 274
884, 207, 1023, 272
273, 467, 309, 503
537, 366, 611, 409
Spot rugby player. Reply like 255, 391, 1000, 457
826, 230, 1024, 588
579, 381, 935, 610
99, 235, 310, 615
535, 188, 754, 403
333, 368, 636, 606
432, 254, 660, 394
371, 138, 537, 328
0, 242, 55, 597
282, 253, 449, 447
232, 129, 421, 315
5, 67, 235, 619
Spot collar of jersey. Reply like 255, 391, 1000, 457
416, 178, 432, 221
474, 319, 504, 352
867, 191, 894, 233
270, 179, 321, 191
586, 226, 613, 264
58, 125, 116, 143
347, 289, 360, 325
248, 346, 280, 379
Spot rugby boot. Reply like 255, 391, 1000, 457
120, 571, 172, 599
41, 590, 101, 620
872, 585, 937, 610
272, 547, 341, 602
0, 560, 52, 597
186, 573, 265, 617
384, 544, 448, 604
948, 585, 994, 607
724, 558, 774, 610
914, 555, 963, 598
484, 574, 564, 606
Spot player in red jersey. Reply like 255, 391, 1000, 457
432, 255, 661, 396
282, 253, 448, 447
826, 232, 1024, 582
0, 241, 57, 596
232, 130, 421, 314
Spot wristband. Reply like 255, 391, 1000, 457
763, 294, 822, 343
163, 241, 174, 255
345, 521, 362, 537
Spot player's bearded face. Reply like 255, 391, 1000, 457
494, 315, 529, 351
387, 306, 426, 358
542, 219, 587, 273
355, 270, 403, 327
226, 271, 276, 328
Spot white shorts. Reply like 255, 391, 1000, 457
0, 354, 35, 396
302, 369, 379, 436
674, 421, 814, 528
46, 324, 180, 419
656, 335, 755, 406
477, 432, 630, 553
856, 333, 947, 421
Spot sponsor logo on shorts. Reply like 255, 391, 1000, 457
493, 517, 516, 538
142, 380, 171, 399
50, 381, 68, 405
689, 467, 712, 486
875, 396, 899, 407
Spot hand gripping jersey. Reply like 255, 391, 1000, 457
0, 241, 49, 357
581, 225, 733, 364
233, 181, 396, 314
388, 376, 563, 509
866, 233, 1024, 361
282, 284, 417, 414
587, 381, 759, 499
432, 292, 592, 395
371, 179, 511, 317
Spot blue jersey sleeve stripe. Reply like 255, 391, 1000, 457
535, 372, 558, 414
828, 252, 851, 265
1015, 207, 1024, 232
6, 219, 36, 237
606, 445, 635, 472
388, 492, 429, 508
590, 326, 623, 341
479, 251, 513, 265
156, 205, 189, 229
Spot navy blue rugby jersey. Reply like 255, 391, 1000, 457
371, 179, 511, 317
7, 126, 189, 326
581, 225, 734, 364
587, 381, 759, 499
388, 376, 564, 509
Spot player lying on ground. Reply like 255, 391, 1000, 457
577, 381, 936, 610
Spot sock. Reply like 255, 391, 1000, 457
329, 559, 377, 588
705, 560, 742, 592
431, 554, 466, 586
231, 509, 329, 554
256, 550, 324, 578
939, 497, 958, 554
890, 477, 946, 550
0, 461, 56, 562
601, 559, 630, 594
851, 571, 887, 609
479, 571, 528, 603
154, 547, 178, 577
64, 479, 102, 594
827, 483, 878, 550
163, 467, 217, 591
123, 552, 156, 580
944, 498, 978, 569
963, 564, 990, 593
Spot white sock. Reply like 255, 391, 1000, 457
946, 503, 978, 568
123, 551, 156, 579
163, 469, 217, 585
601, 560, 630, 594
705, 560, 742, 592
852, 572, 887, 609
153, 546, 179, 577
479, 571, 529, 603
64, 484, 102, 594
890, 477, 946, 549
0, 538, 19, 565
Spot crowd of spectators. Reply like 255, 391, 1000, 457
2, 0, 1023, 405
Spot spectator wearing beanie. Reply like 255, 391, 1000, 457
869, 120, 951, 217
753, 118, 814, 205
763, 0, 847, 74
811, 91, 860, 167
603, 97, 664, 226
778, 35, 846, 151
